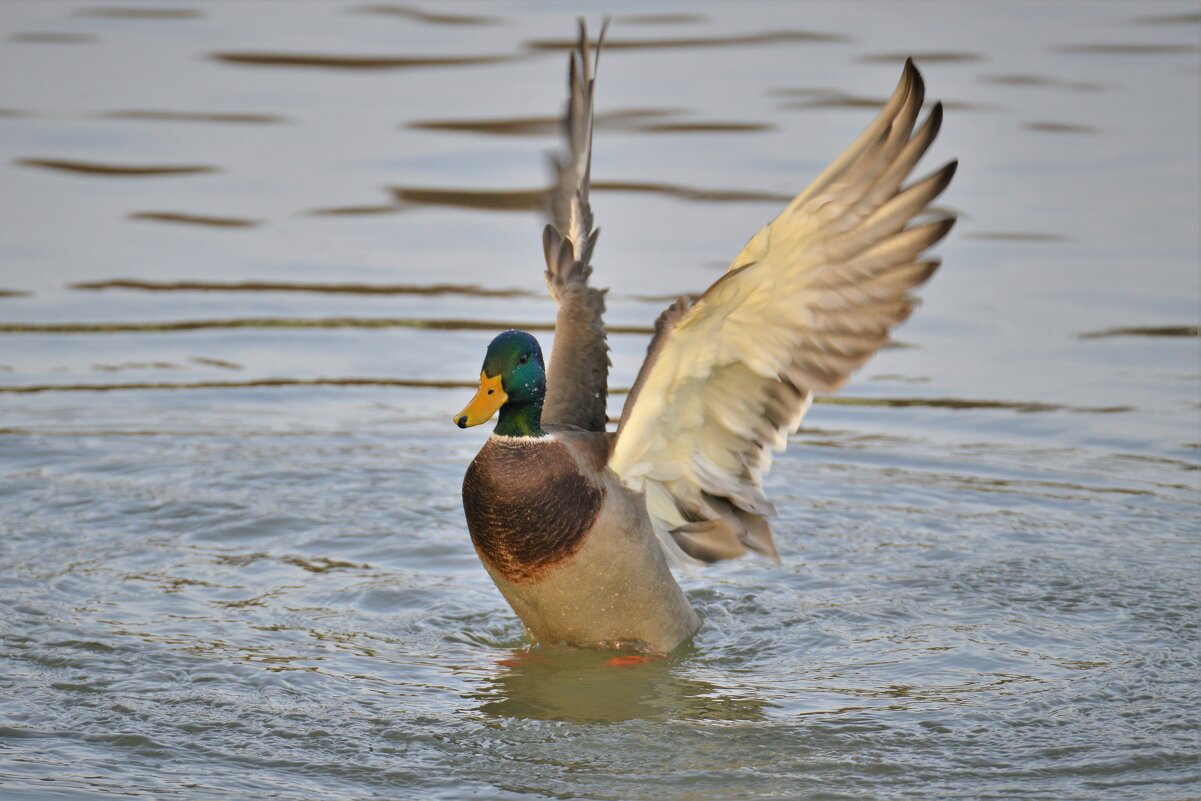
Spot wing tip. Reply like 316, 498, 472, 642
912, 259, 943, 287
903, 100, 944, 156
906, 58, 926, 108
573, 17, 609, 76
931, 158, 959, 198
930, 214, 957, 241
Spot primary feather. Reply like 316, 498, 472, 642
608, 59, 956, 565
540, 21, 611, 433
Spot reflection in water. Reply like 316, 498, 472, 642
817, 395, 1132, 413
525, 30, 847, 51
100, 110, 288, 124
868, 373, 931, 384
614, 14, 708, 26
979, 73, 1108, 92
472, 646, 769, 723
1056, 43, 1200, 55
643, 120, 772, 133
964, 231, 1069, 242
71, 278, 539, 297
392, 186, 543, 212
594, 180, 791, 204
390, 181, 792, 212
128, 212, 261, 228
14, 158, 217, 176
307, 203, 401, 216
410, 108, 687, 136
90, 357, 241, 373
212, 551, 367, 573
1133, 11, 1201, 25
73, 7, 203, 19
774, 88, 990, 112
188, 356, 243, 370
1079, 325, 1201, 339
3, 109, 286, 124
1023, 121, 1098, 134
0, 377, 479, 394
859, 51, 983, 63
68, 278, 688, 304
9, 33, 97, 44
93, 360, 181, 372
0, 317, 654, 335
350, 4, 501, 25
770, 89, 896, 109
209, 52, 520, 70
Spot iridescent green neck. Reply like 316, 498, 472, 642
494, 399, 545, 438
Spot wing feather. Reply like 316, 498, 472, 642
541, 20, 611, 431
609, 59, 956, 565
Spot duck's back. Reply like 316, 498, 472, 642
462, 429, 699, 653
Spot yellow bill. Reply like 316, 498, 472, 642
454, 371, 507, 428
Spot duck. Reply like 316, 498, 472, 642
454, 22, 956, 654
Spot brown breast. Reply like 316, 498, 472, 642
462, 435, 605, 585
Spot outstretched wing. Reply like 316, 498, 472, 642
541, 20, 610, 432
609, 60, 955, 564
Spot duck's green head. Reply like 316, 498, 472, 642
454, 329, 547, 437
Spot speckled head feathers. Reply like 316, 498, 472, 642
482, 330, 546, 405
452, 329, 547, 438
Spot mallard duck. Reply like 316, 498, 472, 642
454, 23, 956, 654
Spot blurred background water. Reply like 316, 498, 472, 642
1, 1, 1198, 799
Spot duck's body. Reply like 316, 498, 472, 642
455, 23, 956, 654
463, 430, 698, 653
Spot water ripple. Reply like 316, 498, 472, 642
1023, 121, 1099, 134
1056, 42, 1199, 55
14, 158, 218, 177
209, 51, 521, 70
349, 4, 502, 25
128, 212, 262, 228
525, 30, 849, 51
0, 317, 655, 334
1132, 11, 1201, 25
100, 110, 288, 124
859, 51, 984, 63
73, 7, 203, 19
9, 32, 97, 44
71, 278, 540, 298
979, 73, 1110, 92
1079, 325, 1200, 339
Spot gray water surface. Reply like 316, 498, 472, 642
2, 1, 1199, 799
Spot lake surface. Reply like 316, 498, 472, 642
1, 1, 1199, 799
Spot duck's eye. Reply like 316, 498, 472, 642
518, 354, 529, 365
487, 389, 494, 395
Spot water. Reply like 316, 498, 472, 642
1, 1, 1198, 798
